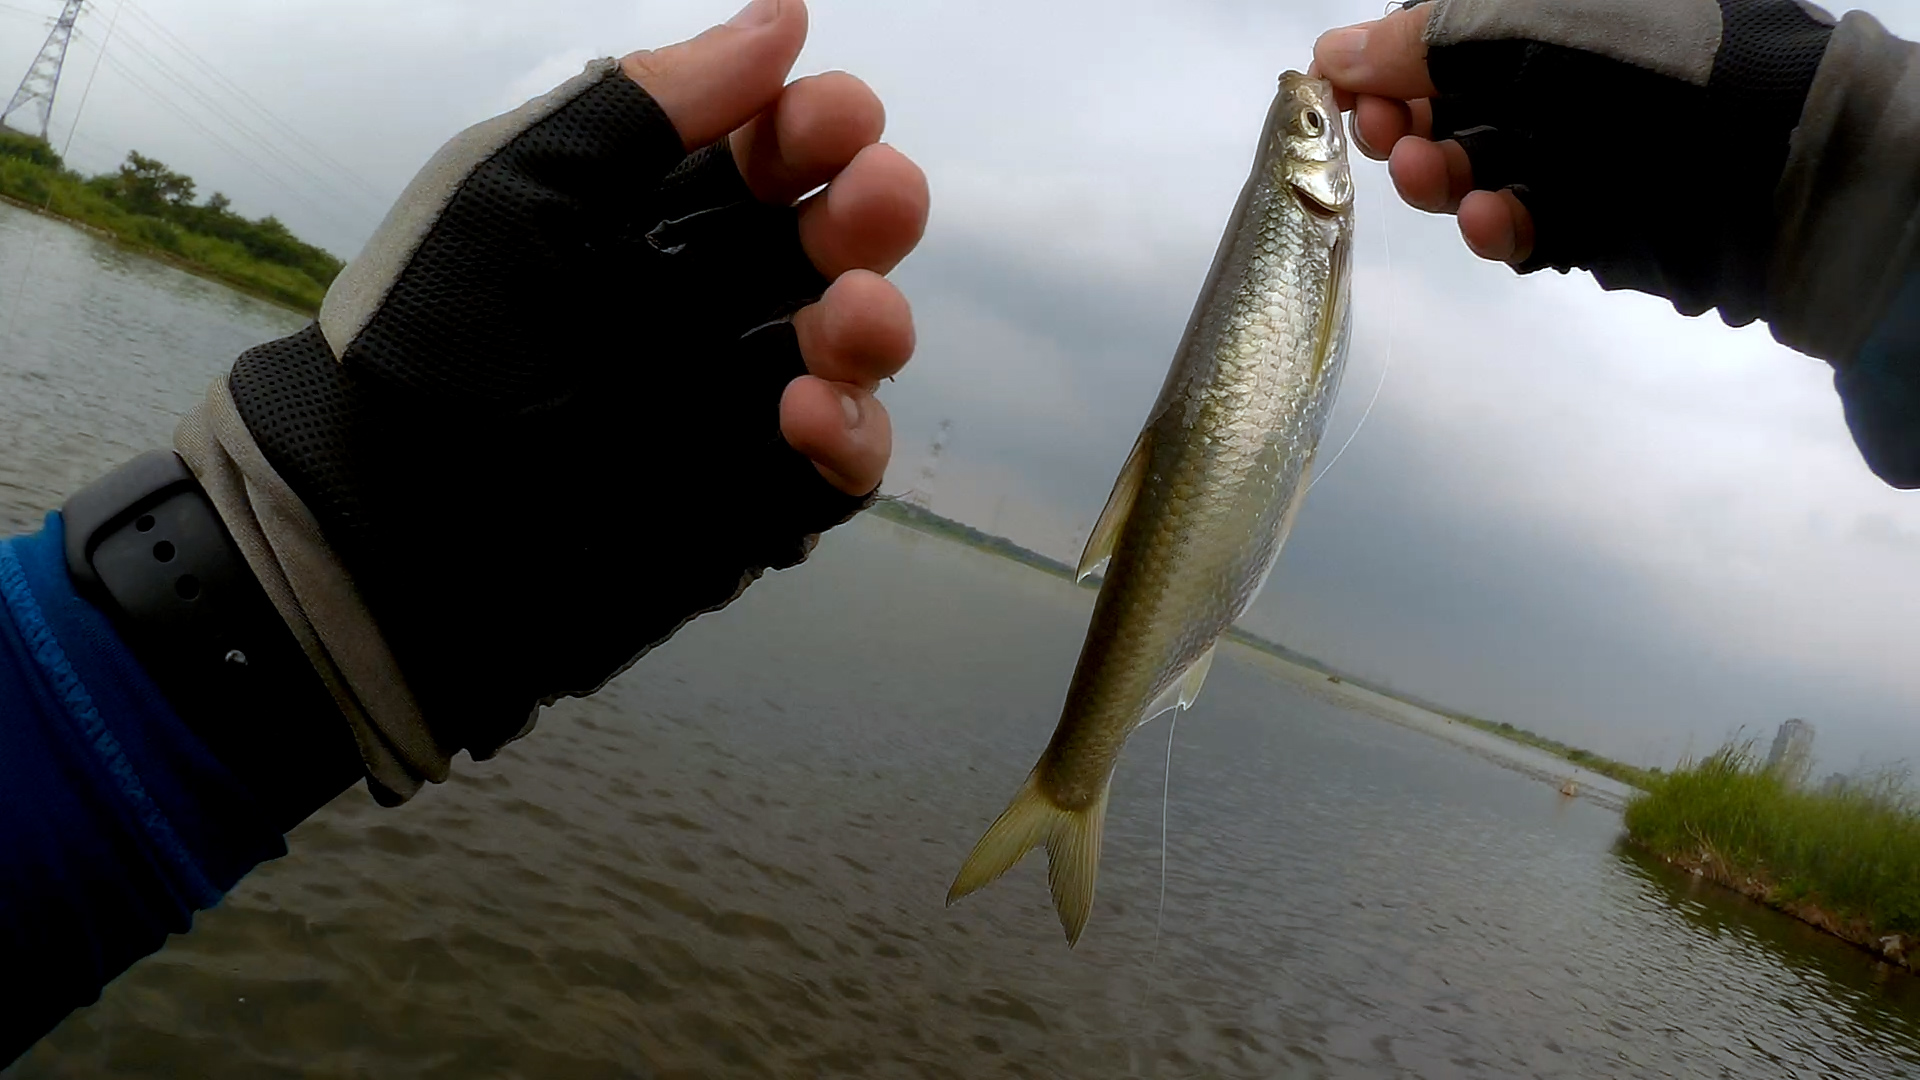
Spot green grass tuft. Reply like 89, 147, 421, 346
1625, 741, 1920, 936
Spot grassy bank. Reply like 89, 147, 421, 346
1625, 743, 1920, 966
1446, 715, 1658, 790
868, 498, 1086, 583
0, 132, 340, 313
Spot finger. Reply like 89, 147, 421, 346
731, 70, 886, 205
1306, 59, 1356, 111
1352, 95, 1411, 160
619, 0, 809, 152
791, 270, 915, 389
1408, 97, 1433, 140
797, 143, 929, 278
1458, 189, 1535, 264
1312, 7, 1438, 101
781, 376, 891, 494
1387, 135, 1473, 214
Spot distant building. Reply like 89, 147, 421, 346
1765, 719, 1816, 787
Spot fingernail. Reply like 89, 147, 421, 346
1351, 116, 1376, 157
1317, 27, 1370, 79
839, 388, 863, 430
727, 0, 779, 27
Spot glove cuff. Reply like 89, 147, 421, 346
176, 372, 449, 804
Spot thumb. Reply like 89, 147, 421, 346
620, 0, 809, 151
1313, 5, 1438, 101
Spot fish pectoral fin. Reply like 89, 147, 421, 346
1077, 429, 1154, 582
1179, 646, 1216, 709
947, 768, 1111, 948
1137, 645, 1218, 728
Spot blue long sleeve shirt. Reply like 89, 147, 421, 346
0, 513, 287, 1064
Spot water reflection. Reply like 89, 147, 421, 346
1617, 841, 1920, 1066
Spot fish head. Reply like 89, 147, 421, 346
1272, 72, 1353, 217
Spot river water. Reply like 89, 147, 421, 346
5, 201, 1920, 1078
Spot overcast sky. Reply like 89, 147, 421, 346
4, 0, 1919, 774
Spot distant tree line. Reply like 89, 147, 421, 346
0, 129, 341, 311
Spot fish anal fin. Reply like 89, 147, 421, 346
947, 769, 1112, 948
1138, 645, 1218, 728
1078, 429, 1154, 582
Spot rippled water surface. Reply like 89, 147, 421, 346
6, 202, 1920, 1078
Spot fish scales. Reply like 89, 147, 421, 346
948, 72, 1355, 946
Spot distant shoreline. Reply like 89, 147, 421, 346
864, 498, 1648, 805
0, 133, 338, 316
0, 192, 316, 317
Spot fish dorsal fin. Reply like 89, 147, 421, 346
1077, 429, 1154, 582
1137, 645, 1217, 729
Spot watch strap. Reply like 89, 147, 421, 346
62, 451, 359, 831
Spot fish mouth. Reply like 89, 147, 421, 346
1291, 182, 1347, 217
1289, 160, 1354, 217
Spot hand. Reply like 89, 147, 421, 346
1311, 0, 1834, 323
1312, 5, 1534, 265
200, 0, 932, 787
626, 0, 926, 493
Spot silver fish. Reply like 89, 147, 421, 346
947, 72, 1355, 945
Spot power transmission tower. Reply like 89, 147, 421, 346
908, 420, 952, 510
2, 1, 86, 141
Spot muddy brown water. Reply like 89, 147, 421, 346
6, 201, 1920, 1078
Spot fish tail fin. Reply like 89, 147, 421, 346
947, 769, 1112, 947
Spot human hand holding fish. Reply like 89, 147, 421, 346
1310, 0, 1920, 484
1310, 0, 1836, 330
947, 72, 1355, 946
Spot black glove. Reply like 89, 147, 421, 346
210, 61, 869, 777
1415, 0, 1833, 323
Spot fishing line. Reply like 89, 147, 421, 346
1306, 159, 1398, 494
1151, 706, 1180, 961
1134, 703, 1181, 1018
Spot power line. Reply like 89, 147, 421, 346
82, 20, 385, 218
57, 0, 119, 160
78, 39, 368, 238
114, 0, 388, 204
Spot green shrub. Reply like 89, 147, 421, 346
0, 130, 61, 169
0, 147, 336, 313
1626, 742, 1920, 934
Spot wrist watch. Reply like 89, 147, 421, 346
62, 450, 361, 830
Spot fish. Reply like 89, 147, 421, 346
946, 71, 1355, 946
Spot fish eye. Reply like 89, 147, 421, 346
1301, 110, 1325, 136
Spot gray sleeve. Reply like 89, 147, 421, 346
1770, 10, 1920, 364
1424, 0, 1726, 85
